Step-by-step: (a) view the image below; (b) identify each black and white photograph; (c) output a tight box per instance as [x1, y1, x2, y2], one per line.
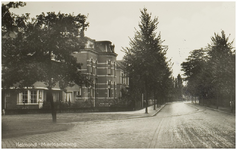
[1, 0, 235, 148]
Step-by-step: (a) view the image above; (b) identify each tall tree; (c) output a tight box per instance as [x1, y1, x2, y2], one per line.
[123, 8, 172, 113]
[175, 74, 183, 100]
[2, 2, 90, 122]
[207, 30, 235, 108]
[181, 48, 210, 103]
[181, 31, 235, 107]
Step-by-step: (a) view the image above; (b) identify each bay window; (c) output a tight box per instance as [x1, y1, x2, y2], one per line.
[18, 90, 44, 105]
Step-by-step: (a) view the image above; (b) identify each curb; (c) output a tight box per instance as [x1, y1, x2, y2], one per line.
[207, 106, 235, 115]
[152, 103, 167, 116]
[192, 103, 235, 116]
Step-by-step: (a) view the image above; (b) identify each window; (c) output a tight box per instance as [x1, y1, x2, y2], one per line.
[120, 73, 123, 84]
[38, 90, 43, 100]
[123, 74, 126, 84]
[121, 73, 124, 84]
[75, 88, 82, 100]
[95, 60, 97, 75]
[105, 44, 107, 52]
[18, 90, 42, 104]
[108, 80, 111, 97]
[108, 60, 111, 75]
[111, 62, 113, 75]
[114, 82, 116, 97]
[75, 88, 82, 97]
[91, 88, 94, 97]
[65, 93, 72, 102]
[31, 91, 37, 103]
[114, 62, 116, 76]
[22, 91, 28, 103]
[108, 88, 111, 97]
[91, 59, 94, 74]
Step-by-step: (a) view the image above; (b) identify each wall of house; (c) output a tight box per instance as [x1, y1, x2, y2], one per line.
[96, 52, 117, 107]
[4, 90, 42, 109]
[5, 90, 18, 109]
[72, 40, 120, 107]
[4, 89, 64, 110]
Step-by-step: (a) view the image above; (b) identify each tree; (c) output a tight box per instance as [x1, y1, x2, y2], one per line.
[207, 30, 235, 108]
[181, 48, 209, 103]
[174, 74, 183, 100]
[2, 2, 91, 122]
[122, 8, 172, 113]
[181, 31, 235, 108]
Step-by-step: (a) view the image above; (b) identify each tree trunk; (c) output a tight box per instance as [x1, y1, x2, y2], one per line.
[216, 95, 219, 109]
[145, 81, 148, 114]
[145, 94, 148, 113]
[157, 93, 159, 107]
[157, 98, 159, 107]
[153, 91, 156, 110]
[48, 90, 56, 123]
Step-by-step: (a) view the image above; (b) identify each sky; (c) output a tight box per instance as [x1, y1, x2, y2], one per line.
[8, 1, 236, 77]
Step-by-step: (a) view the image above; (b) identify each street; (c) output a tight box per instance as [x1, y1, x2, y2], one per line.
[2, 101, 235, 148]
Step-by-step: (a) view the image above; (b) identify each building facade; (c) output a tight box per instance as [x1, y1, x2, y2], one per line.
[2, 37, 129, 110]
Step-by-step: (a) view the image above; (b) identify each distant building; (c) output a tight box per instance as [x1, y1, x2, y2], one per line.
[2, 37, 129, 110]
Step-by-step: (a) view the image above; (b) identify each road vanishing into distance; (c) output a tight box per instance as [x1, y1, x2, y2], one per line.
[2, 101, 235, 148]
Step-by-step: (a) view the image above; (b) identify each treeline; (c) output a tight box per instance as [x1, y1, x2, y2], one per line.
[2, 2, 91, 122]
[122, 8, 175, 113]
[181, 31, 235, 108]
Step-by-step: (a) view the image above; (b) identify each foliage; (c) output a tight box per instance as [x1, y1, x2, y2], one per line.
[181, 30, 235, 106]
[2, 2, 27, 34]
[173, 74, 183, 100]
[2, 2, 91, 122]
[181, 48, 209, 98]
[207, 31, 235, 98]
[122, 8, 173, 111]
[2, 10, 91, 89]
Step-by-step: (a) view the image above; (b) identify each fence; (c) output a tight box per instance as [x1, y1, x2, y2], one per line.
[4, 106, 134, 115]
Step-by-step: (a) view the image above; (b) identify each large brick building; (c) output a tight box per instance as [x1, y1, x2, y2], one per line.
[2, 37, 129, 110]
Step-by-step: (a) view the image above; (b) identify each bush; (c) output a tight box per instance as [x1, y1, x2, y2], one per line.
[42, 101, 69, 109]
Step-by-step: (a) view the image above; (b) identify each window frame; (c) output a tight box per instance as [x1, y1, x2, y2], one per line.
[18, 90, 41, 105]
[31, 90, 37, 103]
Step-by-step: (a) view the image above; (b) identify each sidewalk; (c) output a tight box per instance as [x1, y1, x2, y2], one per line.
[131, 104, 167, 117]
[191, 102, 235, 115]
[93, 104, 166, 118]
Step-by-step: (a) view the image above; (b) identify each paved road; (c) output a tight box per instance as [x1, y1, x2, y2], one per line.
[2, 101, 235, 148]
